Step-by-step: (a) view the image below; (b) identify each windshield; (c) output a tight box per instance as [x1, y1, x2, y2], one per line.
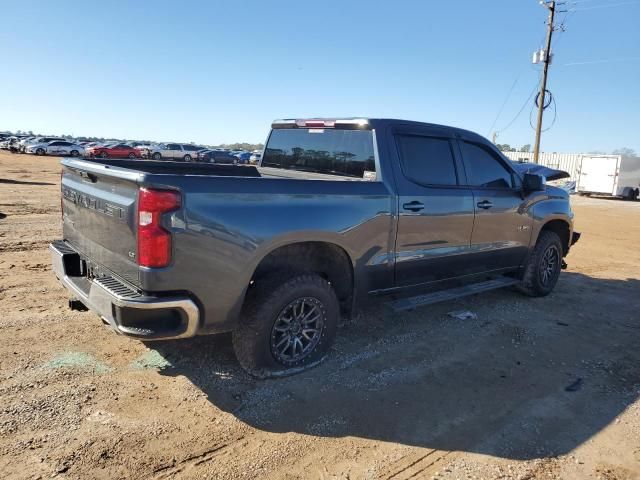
[262, 128, 375, 178]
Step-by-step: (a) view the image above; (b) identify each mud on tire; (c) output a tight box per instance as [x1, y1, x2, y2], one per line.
[517, 230, 564, 297]
[232, 274, 339, 378]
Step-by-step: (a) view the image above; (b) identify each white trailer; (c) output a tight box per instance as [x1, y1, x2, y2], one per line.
[576, 155, 640, 200]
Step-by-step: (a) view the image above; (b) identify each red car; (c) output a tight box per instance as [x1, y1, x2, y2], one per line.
[87, 143, 142, 159]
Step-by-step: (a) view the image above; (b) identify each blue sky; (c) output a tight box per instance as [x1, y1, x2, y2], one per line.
[1, 0, 638, 153]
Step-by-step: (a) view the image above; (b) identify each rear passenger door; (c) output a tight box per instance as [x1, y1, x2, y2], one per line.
[391, 127, 476, 287]
[165, 143, 182, 159]
[458, 138, 531, 272]
[47, 141, 66, 154]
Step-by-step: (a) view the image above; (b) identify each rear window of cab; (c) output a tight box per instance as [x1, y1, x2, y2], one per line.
[262, 129, 376, 179]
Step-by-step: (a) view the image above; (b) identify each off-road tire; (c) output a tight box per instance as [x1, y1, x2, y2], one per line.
[233, 274, 339, 378]
[518, 230, 563, 297]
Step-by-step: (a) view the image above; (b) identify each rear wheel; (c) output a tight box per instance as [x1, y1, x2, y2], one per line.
[518, 230, 563, 297]
[233, 274, 339, 378]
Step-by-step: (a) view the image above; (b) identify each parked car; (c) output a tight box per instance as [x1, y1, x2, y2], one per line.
[144, 143, 205, 161]
[0, 136, 19, 150]
[50, 117, 579, 377]
[86, 143, 142, 159]
[197, 149, 239, 164]
[249, 151, 262, 164]
[19, 136, 66, 153]
[26, 140, 84, 156]
[234, 152, 252, 164]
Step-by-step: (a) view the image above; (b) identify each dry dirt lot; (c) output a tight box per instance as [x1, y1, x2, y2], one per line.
[1, 151, 639, 480]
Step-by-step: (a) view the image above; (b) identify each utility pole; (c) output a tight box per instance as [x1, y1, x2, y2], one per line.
[533, 1, 556, 164]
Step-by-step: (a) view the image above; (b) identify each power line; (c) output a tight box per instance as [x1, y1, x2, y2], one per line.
[562, 55, 640, 66]
[530, 92, 557, 132]
[568, 0, 633, 4]
[486, 72, 524, 137]
[494, 77, 541, 135]
[572, 0, 640, 10]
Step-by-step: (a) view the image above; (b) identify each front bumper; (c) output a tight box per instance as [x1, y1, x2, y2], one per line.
[50, 240, 200, 340]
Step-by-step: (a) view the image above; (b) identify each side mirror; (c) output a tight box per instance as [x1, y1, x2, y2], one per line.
[522, 173, 545, 192]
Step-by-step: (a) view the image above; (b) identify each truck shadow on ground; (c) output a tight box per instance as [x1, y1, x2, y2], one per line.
[0, 178, 55, 186]
[151, 272, 640, 460]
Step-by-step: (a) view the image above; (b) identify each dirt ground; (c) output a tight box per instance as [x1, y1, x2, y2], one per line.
[0, 151, 639, 480]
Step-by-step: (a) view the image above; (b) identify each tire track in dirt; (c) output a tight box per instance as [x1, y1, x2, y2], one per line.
[378, 449, 454, 480]
[151, 436, 245, 479]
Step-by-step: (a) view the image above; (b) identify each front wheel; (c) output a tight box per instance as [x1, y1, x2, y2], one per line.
[183, 154, 192, 162]
[99, 152, 108, 159]
[128, 152, 136, 159]
[152, 152, 162, 160]
[233, 274, 339, 378]
[518, 230, 563, 297]
[70, 150, 79, 157]
[36, 148, 45, 155]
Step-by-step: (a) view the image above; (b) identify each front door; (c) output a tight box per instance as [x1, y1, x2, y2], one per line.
[458, 139, 531, 272]
[391, 127, 475, 287]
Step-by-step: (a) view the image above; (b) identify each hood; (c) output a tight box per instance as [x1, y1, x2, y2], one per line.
[511, 162, 570, 181]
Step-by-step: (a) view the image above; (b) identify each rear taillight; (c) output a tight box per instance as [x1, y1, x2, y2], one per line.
[137, 188, 181, 268]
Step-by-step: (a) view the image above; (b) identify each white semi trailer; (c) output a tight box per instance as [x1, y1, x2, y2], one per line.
[576, 155, 640, 200]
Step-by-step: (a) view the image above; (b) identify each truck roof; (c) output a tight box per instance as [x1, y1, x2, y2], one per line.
[271, 117, 487, 142]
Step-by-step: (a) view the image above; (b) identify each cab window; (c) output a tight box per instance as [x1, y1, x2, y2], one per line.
[461, 142, 514, 188]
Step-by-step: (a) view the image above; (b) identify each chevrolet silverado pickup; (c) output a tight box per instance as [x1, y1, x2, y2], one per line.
[50, 118, 579, 377]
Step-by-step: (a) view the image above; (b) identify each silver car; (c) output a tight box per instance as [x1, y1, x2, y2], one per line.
[249, 151, 262, 164]
[20, 136, 65, 153]
[147, 143, 206, 161]
[26, 140, 85, 156]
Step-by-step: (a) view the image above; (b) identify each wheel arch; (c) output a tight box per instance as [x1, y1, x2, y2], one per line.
[539, 218, 571, 255]
[247, 240, 355, 316]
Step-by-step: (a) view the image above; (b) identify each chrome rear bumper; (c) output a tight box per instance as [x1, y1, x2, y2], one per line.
[50, 240, 200, 340]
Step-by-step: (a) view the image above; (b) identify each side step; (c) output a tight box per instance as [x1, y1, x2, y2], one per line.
[387, 276, 520, 312]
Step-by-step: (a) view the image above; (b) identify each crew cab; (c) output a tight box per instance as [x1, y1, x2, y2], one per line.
[50, 118, 579, 377]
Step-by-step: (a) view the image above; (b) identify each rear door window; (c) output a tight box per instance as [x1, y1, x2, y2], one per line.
[262, 128, 376, 179]
[395, 135, 458, 186]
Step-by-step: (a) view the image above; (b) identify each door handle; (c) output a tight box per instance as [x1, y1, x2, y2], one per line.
[402, 201, 425, 212]
[477, 200, 493, 209]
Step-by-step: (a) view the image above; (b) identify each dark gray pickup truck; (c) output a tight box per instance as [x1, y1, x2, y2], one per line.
[51, 118, 579, 376]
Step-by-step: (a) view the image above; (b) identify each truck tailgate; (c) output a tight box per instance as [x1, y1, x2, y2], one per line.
[61, 161, 140, 286]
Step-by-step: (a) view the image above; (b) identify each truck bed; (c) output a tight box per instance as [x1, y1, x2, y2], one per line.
[80, 158, 261, 177]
